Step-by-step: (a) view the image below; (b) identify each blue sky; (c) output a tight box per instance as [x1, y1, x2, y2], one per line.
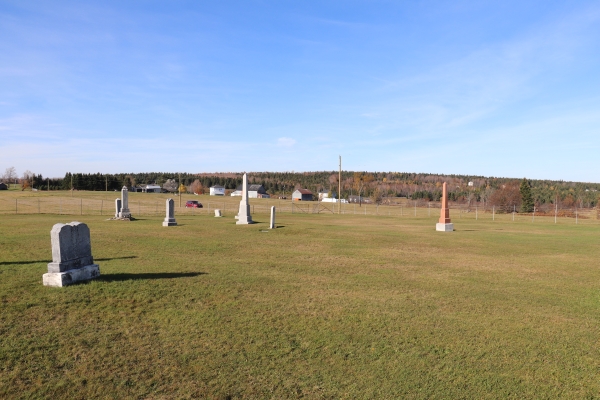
[1, 1, 599, 181]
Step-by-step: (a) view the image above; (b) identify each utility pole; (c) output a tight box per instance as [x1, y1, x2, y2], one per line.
[338, 155, 342, 214]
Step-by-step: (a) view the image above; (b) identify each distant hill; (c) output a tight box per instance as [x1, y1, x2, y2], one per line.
[29, 171, 600, 208]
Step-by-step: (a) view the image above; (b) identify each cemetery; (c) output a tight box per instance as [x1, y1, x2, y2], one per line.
[1, 188, 600, 398]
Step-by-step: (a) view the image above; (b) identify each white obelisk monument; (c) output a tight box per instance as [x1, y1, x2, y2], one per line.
[236, 173, 253, 225]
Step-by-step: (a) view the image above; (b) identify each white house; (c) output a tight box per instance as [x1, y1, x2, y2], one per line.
[139, 184, 162, 193]
[210, 185, 226, 196]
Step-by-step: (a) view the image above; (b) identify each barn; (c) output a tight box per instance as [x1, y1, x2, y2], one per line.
[292, 189, 313, 201]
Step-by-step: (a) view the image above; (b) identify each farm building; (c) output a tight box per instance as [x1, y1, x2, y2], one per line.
[130, 184, 162, 193]
[348, 195, 372, 204]
[0, 182, 7, 190]
[232, 184, 268, 198]
[210, 185, 225, 196]
[141, 184, 162, 193]
[292, 189, 313, 201]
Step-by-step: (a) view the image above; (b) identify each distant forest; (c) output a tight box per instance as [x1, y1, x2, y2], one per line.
[28, 171, 600, 209]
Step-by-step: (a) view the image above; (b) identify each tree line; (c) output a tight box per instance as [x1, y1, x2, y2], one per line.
[4, 167, 600, 210]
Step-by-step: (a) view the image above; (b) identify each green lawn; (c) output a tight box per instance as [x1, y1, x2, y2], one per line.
[1, 210, 600, 398]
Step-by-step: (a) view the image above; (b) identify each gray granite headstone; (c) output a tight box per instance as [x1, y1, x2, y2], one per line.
[115, 198, 121, 218]
[162, 198, 177, 226]
[236, 173, 253, 225]
[270, 206, 275, 229]
[118, 186, 131, 218]
[43, 222, 100, 287]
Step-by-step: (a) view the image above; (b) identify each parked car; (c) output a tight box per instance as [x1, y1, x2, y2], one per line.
[185, 200, 203, 208]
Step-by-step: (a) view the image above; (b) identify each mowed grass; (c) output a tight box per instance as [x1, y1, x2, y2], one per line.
[1, 211, 600, 398]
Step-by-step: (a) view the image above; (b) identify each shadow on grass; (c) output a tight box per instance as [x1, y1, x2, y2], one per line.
[95, 256, 138, 261]
[97, 272, 206, 282]
[0, 260, 49, 266]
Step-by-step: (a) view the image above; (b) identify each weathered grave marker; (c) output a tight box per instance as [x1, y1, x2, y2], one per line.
[114, 198, 121, 218]
[162, 198, 177, 226]
[270, 206, 275, 229]
[43, 222, 100, 287]
[118, 186, 132, 219]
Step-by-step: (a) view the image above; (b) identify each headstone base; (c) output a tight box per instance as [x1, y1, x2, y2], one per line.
[118, 211, 132, 219]
[436, 223, 454, 232]
[162, 219, 177, 226]
[43, 264, 100, 287]
[236, 219, 254, 225]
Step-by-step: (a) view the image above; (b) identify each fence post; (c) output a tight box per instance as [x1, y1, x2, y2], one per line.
[15, 198, 17, 214]
[38, 198, 40, 214]
[532, 208, 535, 222]
[476, 206, 478, 220]
[80, 198, 83, 215]
[428, 202, 430, 217]
[138, 202, 140, 216]
[414, 202, 416, 217]
[100, 199, 103, 215]
[493, 206, 495, 221]
[576, 208, 578, 225]
[59, 198, 62, 215]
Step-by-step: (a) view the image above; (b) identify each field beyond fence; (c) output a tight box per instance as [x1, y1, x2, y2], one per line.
[1, 190, 598, 225]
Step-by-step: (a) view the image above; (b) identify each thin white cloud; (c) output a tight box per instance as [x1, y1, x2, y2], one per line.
[276, 137, 296, 147]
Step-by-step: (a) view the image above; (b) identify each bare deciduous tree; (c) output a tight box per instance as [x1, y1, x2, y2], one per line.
[163, 179, 178, 193]
[3, 167, 17, 186]
[21, 170, 33, 191]
[353, 172, 374, 206]
[188, 179, 203, 194]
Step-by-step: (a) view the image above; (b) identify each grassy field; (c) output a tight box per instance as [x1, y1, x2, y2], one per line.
[1, 199, 600, 398]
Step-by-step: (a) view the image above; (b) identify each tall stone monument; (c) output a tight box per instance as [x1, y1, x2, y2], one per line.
[118, 186, 132, 219]
[236, 173, 253, 225]
[162, 198, 177, 226]
[270, 206, 275, 229]
[43, 222, 100, 287]
[114, 198, 122, 218]
[436, 182, 454, 232]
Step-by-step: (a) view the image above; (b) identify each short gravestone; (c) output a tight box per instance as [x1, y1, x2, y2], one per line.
[270, 206, 275, 229]
[114, 198, 122, 218]
[214, 209, 222, 217]
[43, 222, 100, 287]
[162, 198, 177, 226]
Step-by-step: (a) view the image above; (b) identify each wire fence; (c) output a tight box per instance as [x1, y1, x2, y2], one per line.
[1, 195, 598, 225]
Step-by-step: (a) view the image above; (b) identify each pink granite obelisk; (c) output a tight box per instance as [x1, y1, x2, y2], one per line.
[436, 182, 454, 231]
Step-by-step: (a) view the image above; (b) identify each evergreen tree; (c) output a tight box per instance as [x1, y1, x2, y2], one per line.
[520, 178, 534, 212]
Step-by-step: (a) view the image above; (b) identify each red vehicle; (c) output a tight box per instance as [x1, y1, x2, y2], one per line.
[185, 200, 203, 208]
